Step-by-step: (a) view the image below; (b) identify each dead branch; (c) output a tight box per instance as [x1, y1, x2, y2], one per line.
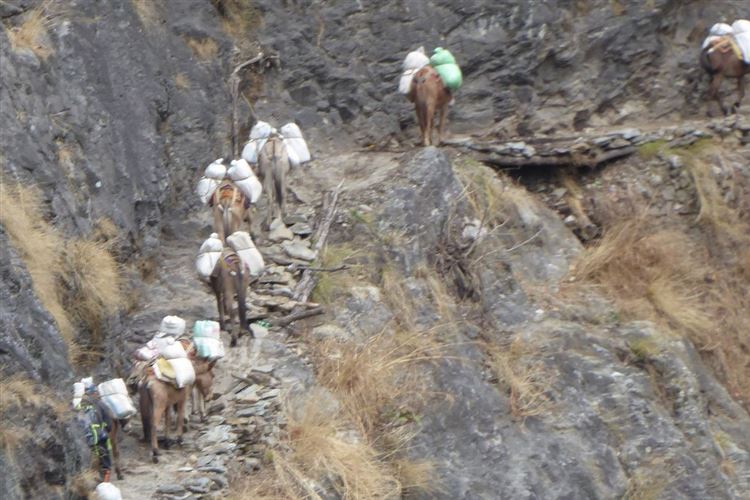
[270, 306, 325, 327]
[292, 180, 345, 302]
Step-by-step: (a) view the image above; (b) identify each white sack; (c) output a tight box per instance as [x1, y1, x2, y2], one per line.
[704, 23, 734, 48]
[194, 337, 225, 361]
[196, 251, 221, 282]
[227, 231, 265, 276]
[135, 345, 159, 361]
[734, 31, 750, 63]
[199, 233, 223, 253]
[167, 358, 195, 389]
[399, 68, 418, 94]
[160, 315, 186, 336]
[101, 394, 137, 419]
[95, 482, 123, 500]
[242, 121, 273, 164]
[403, 46, 430, 70]
[205, 159, 227, 180]
[148, 336, 187, 359]
[732, 19, 750, 34]
[97, 378, 128, 397]
[229, 159, 263, 203]
[73, 382, 85, 399]
[193, 320, 221, 340]
[280, 123, 311, 166]
[196, 177, 220, 205]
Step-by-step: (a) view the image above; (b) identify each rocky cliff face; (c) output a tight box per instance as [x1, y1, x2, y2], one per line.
[2, 0, 749, 498]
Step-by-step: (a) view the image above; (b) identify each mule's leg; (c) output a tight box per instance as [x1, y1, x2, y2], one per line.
[213, 207, 224, 241]
[437, 103, 448, 145]
[175, 390, 187, 447]
[107, 423, 123, 480]
[734, 75, 745, 113]
[710, 74, 727, 115]
[151, 396, 165, 463]
[425, 101, 436, 146]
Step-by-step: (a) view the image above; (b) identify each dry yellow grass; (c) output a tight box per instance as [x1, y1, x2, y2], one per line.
[61, 239, 122, 344]
[0, 183, 74, 346]
[215, 0, 261, 42]
[4, 1, 56, 60]
[0, 182, 123, 364]
[572, 206, 750, 406]
[185, 37, 219, 61]
[131, 0, 162, 26]
[174, 72, 191, 90]
[487, 338, 552, 418]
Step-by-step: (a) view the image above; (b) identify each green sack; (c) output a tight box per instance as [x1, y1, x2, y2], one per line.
[430, 47, 456, 66]
[435, 63, 463, 91]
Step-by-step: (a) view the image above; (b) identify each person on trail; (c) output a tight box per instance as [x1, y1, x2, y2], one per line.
[76, 383, 115, 482]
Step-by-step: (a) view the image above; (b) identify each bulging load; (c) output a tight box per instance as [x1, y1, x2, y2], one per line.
[193, 320, 224, 360]
[148, 335, 187, 359]
[430, 47, 462, 91]
[399, 46, 430, 94]
[193, 320, 221, 340]
[204, 158, 227, 180]
[227, 230, 265, 276]
[280, 122, 312, 167]
[228, 159, 263, 203]
[732, 20, 750, 62]
[95, 482, 123, 500]
[196, 233, 223, 282]
[97, 378, 137, 419]
[241, 121, 273, 164]
[196, 177, 220, 205]
[72, 382, 85, 408]
[160, 315, 186, 336]
[154, 357, 195, 388]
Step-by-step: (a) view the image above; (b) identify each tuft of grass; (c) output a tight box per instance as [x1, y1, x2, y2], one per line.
[454, 157, 509, 226]
[394, 458, 440, 496]
[627, 337, 662, 363]
[184, 36, 219, 61]
[0, 425, 32, 459]
[4, 1, 57, 60]
[0, 183, 74, 346]
[60, 240, 122, 347]
[70, 469, 99, 499]
[313, 327, 439, 439]
[174, 72, 191, 90]
[0, 182, 123, 365]
[214, 0, 261, 42]
[487, 338, 553, 419]
[310, 243, 363, 305]
[131, 0, 162, 26]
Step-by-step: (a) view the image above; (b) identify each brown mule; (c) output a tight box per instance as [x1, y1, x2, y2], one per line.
[408, 66, 452, 146]
[210, 248, 250, 346]
[211, 181, 250, 241]
[138, 374, 188, 463]
[101, 407, 125, 480]
[257, 136, 291, 228]
[702, 36, 749, 115]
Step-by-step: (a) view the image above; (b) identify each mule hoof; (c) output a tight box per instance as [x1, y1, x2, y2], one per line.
[152, 455, 159, 464]
[176, 437, 184, 447]
[117, 472, 124, 481]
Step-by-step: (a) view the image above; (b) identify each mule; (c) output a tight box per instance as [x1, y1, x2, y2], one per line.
[257, 136, 291, 228]
[210, 248, 250, 346]
[701, 36, 749, 115]
[407, 66, 452, 146]
[211, 181, 250, 241]
[138, 375, 188, 463]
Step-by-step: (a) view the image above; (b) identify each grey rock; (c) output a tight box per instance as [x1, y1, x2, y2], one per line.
[282, 241, 317, 261]
[184, 477, 212, 494]
[157, 484, 187, 495]
[269, 220, 294, 242]
[289, 222, 314, 236]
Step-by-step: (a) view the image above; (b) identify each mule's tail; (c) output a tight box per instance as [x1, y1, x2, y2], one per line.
[139, 383, 154, 444]
[700, 48, 719, 75]
[221, 202, 232, 240]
